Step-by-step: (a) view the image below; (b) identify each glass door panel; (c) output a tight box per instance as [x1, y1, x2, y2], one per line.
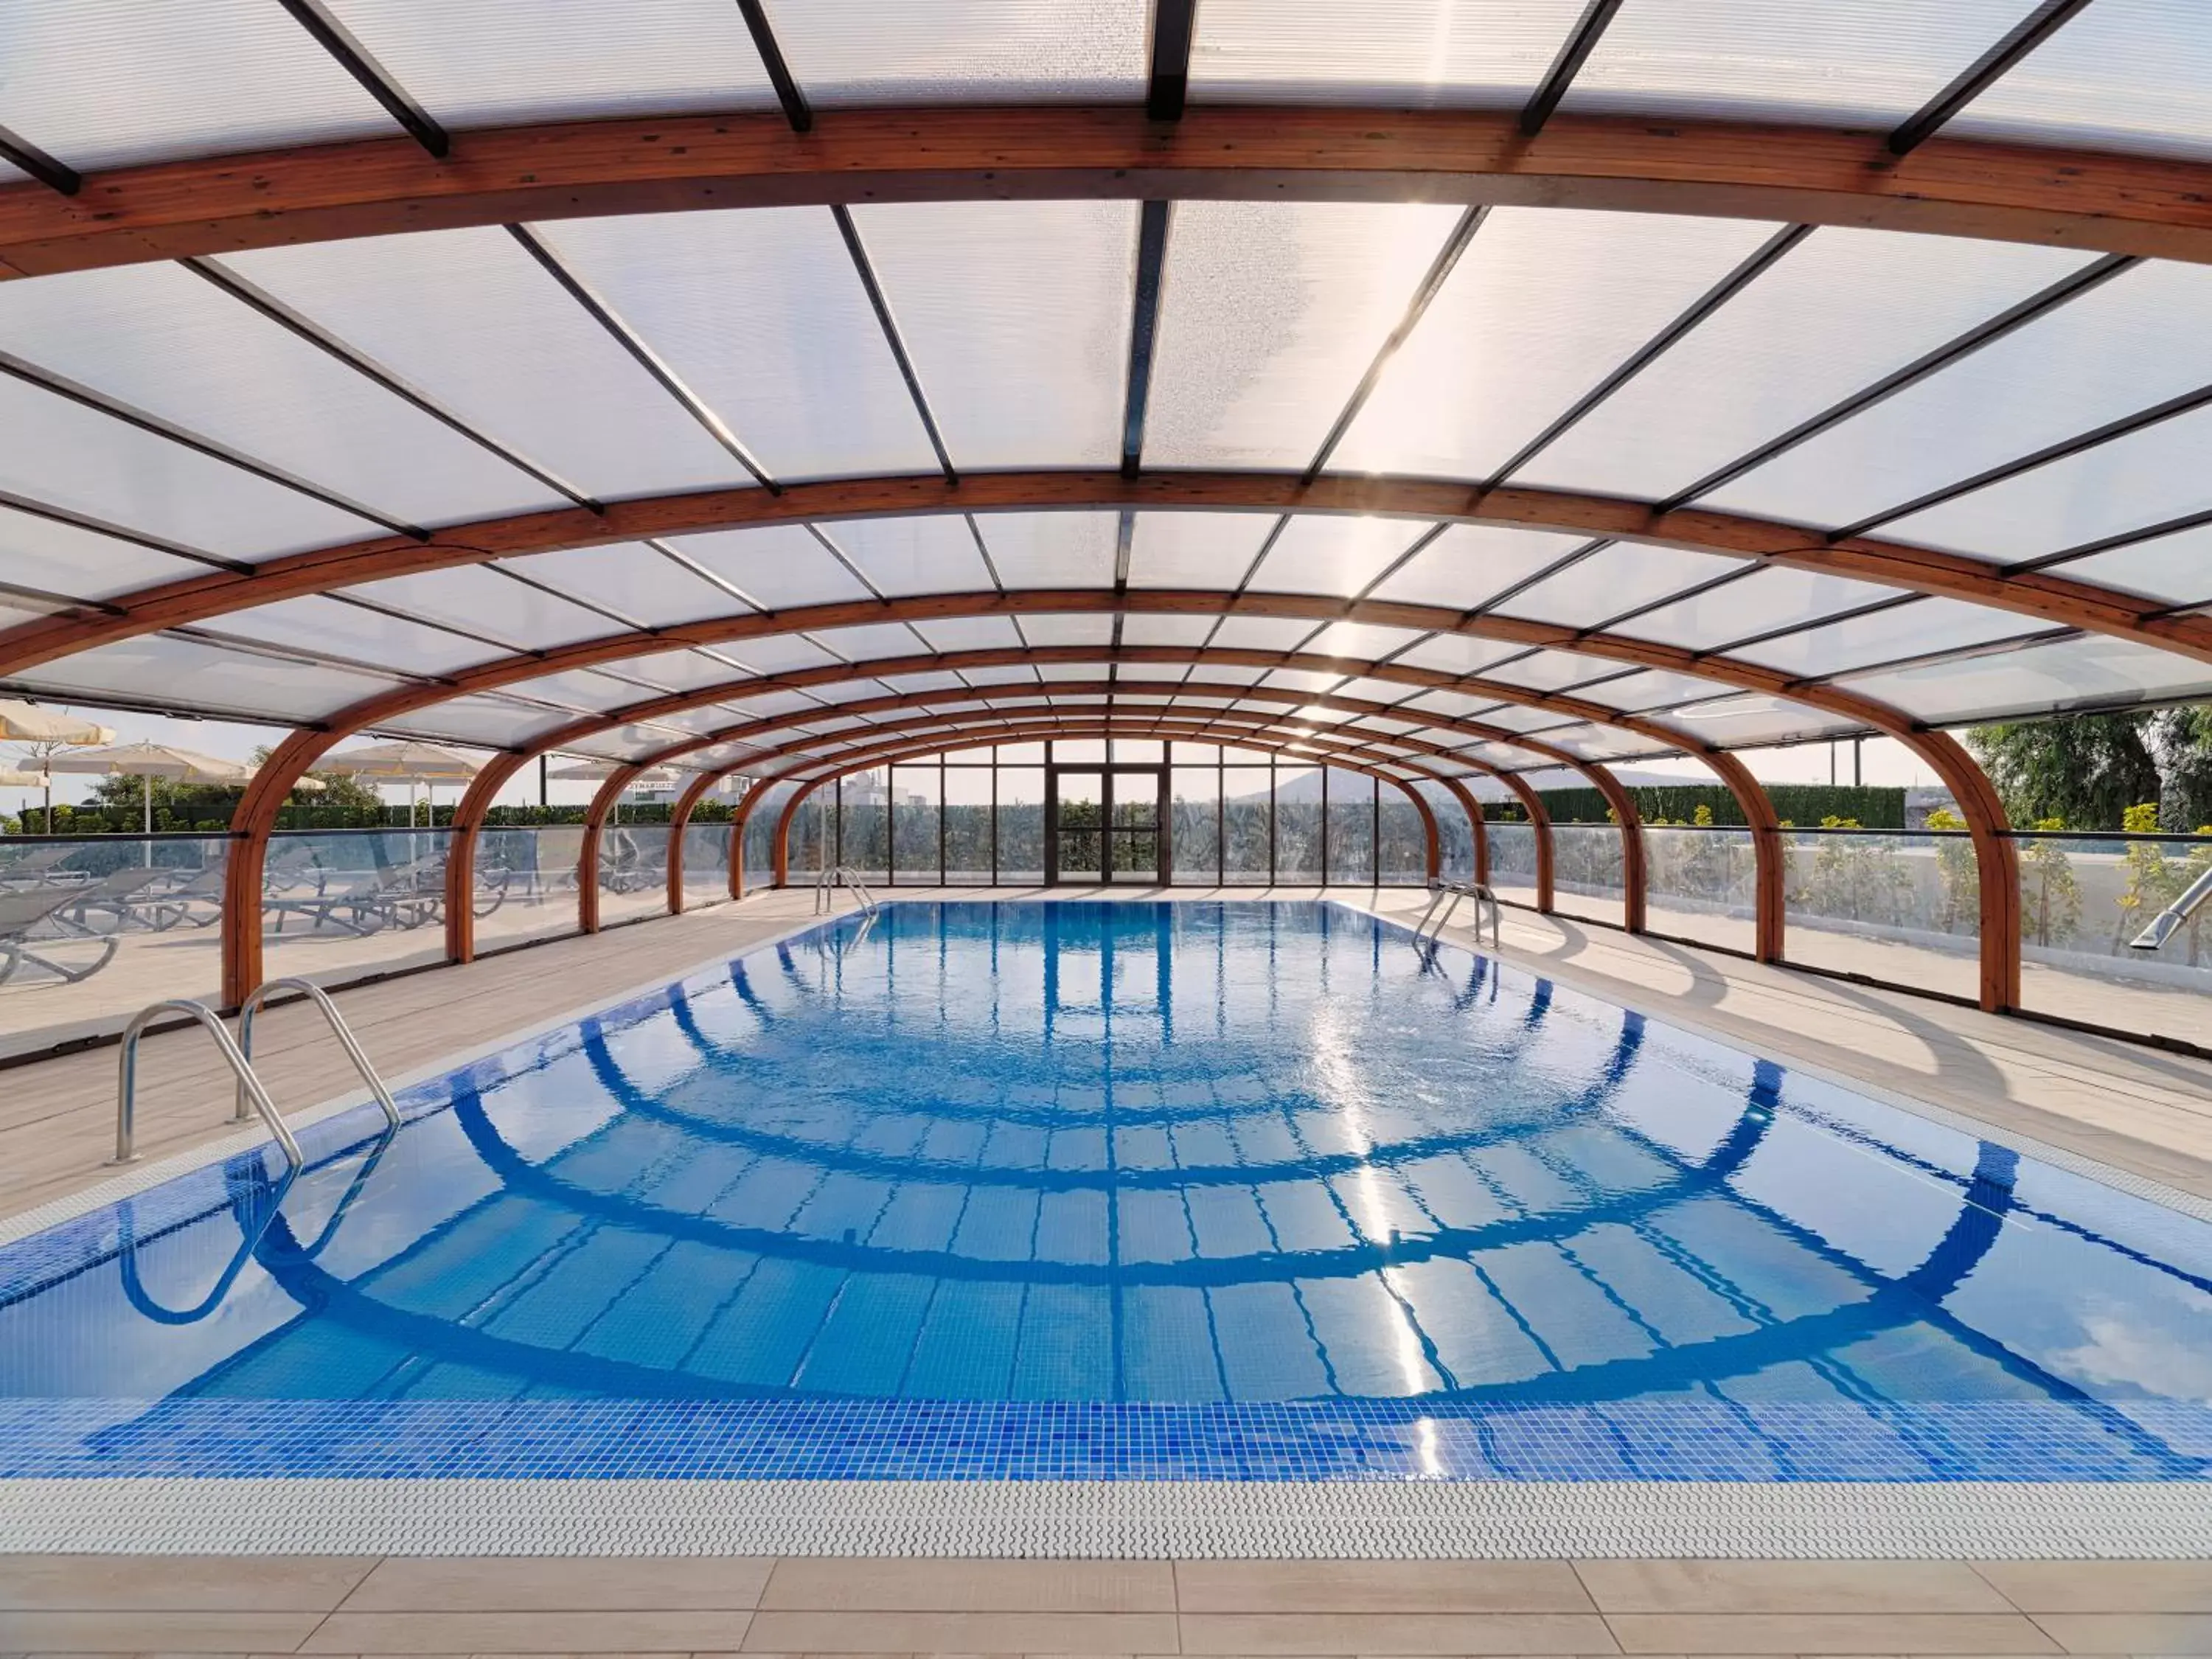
[1109, 770, 1160, 883]
[1053, 771, 1103, 884]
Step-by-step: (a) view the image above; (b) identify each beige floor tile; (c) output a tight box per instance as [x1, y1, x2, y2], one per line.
[761, 1561, 1174, 1613]
[299, 1612, 752, 1653]
[2031, 1612, 2212, 1653]
[339, 1558, 771, 1613]
[0, 1557, 378, 1613]
[741, 1613, 1179, 1652]
[0, 1612, 324, 1652]
[1971, 1560, 2212, 1612]
[1175, 1562, 1592, 1614]
[1573, 1562, 2012, 1615]
[1603, 1613, 2058, 1654]
[1177, 1612, 1614, 1654]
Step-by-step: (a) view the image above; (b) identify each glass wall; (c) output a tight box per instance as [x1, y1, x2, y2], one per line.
[1326, 769, 1376, 886]
[1552, 823, 1626, 926]
[597, 822, 669, 927]
[1409, 781, 1467, 883]
[1273, 765, 1323, 884]
[476, 825, 585, 950]
[1486, 822, 1540, 908]
[839, 769, 889, 883]
[2011, 829, 2212, 1051]
[998, 761, 1046, 884]
[745, 782, 801, 888]
[888, 763, 940, 886]
[263, 827, 453, 983]
[1171, 762, 1221, 885]
[1223, 754, 1272, 883]
[1644, 824, 1759, 955]
[680, 822, 732, 910]
[1781, 827, 1979, 1004]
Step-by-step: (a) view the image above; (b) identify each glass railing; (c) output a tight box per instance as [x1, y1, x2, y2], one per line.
[1781, 826, 1980, 1004]
[597, 822, 671, 927]
[680, 822, 733, 911]
[1552, 823, 1626, 927]
[474, 824, 587, 951]
[1642, 824, 1760, 955]
[1485, 821, 1540, 910]
[261, 827, 453, 988]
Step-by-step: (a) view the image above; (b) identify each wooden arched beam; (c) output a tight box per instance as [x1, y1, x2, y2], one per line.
[664, 768, 727, 914]
[7, 105, 2212, 282]
[8, 473, 2207, 676]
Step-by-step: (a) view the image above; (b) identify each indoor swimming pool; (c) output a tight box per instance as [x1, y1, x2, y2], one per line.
[1, 900, 2206, 1484]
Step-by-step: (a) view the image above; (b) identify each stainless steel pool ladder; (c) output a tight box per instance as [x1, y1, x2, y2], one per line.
[2131, 863, 2212, 951]
[814, 863, 880, 916]
[1412, 877, 1501, 948]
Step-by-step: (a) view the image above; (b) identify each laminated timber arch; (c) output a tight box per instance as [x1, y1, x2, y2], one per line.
[6, 106, 2212, 282]
[4, 473, 2208, 675]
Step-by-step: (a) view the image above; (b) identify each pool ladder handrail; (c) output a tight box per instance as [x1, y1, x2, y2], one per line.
[1412, 877, 1501, 948]
[814, 863, 880, 916]
[236, 976, 403, 1134]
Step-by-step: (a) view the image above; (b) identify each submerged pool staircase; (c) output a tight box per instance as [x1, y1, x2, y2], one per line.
[111, 977, 400, 1172]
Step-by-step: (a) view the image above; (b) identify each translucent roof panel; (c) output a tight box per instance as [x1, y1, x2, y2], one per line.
[807, 622, 936, 663]
[204, 596, 498, 678]
[1490, 543, 1739, 627]
[1125, 512, 1281, 589]
[667, 526, 872, 612]
[1520, 230, 2098, 504]
[1018, 615, 1116, 648]
[850, 202, 1135, 469]
[374, 697, 573, 751]
[1245, 516, 1434, 599]
[1709, 260, 2212, 541]
[1120, 614, 1220, 649]
[501, 545, 745, 627]
[2053, 524, 2212, 607]
[1462, 704, 1582, 735]
[9, 633, 407, 722]
[1484, 650, 1627, 692]
[0, 0, 395, 174]
[611, 650, 754, 693]
[1146, 201, 1470, 470]
[340, 567, 619, 651]
[537, 210, 937, 482]
[1299, 621, 1427, 662]
[776, 0, 1145, 105]
[220, 230, 754, 501]
[1840, 636, 2212, 725]
[825, 516, 993, 598]
[714, 634, 843, 676]
[1618, 566, 1905, 653]
[329, 0, 776, 130]
[974, 512, 1120, 588]
[1209, 616, 1332, 653]
[1189, 0, 1583, 105]
[1571, 669, 1739, 712]
[1947, 0, 2212, 164]
[0, 502, 211, 602]
[908, 616, 1026, 653]
[1879, 401, 2212, 566]
[1562, 0, 2035, 128]
[1731, 597, 2053, 680]
[1332, 209, 1780, 481]
[1367, 524, 1589, 611]
[1395, 635, 1531, 678]
[0, 374, 377, 563]
[1652, 695, 1863, 748]
[490, 669, 650, 715]
[0, 262, 562, 529]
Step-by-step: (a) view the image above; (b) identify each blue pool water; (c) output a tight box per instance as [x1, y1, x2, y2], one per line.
[1, 900, 2208, 1483]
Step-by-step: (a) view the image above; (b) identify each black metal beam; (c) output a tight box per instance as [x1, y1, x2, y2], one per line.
[831, 206, 957, 484]
[0, 123, 80, 196]
[734, 0, 813, 133]
[1520, 0, 1627, 138]
[505, 224, 780, 493]
[1121, 201, 1172, 479]
[1304, 206, 1489, 483]
[1486, 223, 1812, 489]
[1887, 0, 2098, 156]
[2005, 503, 2212, 576]
[1147, 0, 1200, 121]
[1660, 251, 2138, 511]
[274, 0, 449, 159]
[182, 256, 602, 512]
[0, 488, 248, 574]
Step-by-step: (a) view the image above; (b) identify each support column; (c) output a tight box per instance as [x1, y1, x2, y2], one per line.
[1919, 729, 2023, 1012]
[1700, 750, 1786, 963]
[221, 728, 341, 1007]
[577, 768, 639, 934]
[443, 752, 531, 964]
[667, 771, 720, 914]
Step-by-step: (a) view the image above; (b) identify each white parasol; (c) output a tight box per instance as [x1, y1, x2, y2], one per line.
[44, 742, 253, 861]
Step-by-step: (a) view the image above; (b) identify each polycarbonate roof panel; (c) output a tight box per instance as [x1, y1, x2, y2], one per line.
[1947, 0, 2212, 163]
[1879, 401, 2212, 566]
[1146, 201, 1470, 470]
[669, 526, 869, 611]
[1120, 614, 1220, 648]
[1709, 259, 2212, 540]
[1299, 621, 1427, 662]
[0, 374, 377, 562]
[1259, 667, 1350, 694]
[341, 566, 619, 651]
[1491, 543, 1739, 627]
[10, 633, 407, 720]
[1732, 596, 2053, 680]
[1658, 695, 1863, 746]
[1189, 0, 1583, 105]
[329, 0, 776, 129]
[908, 616, 1026, 653]
[1208, 616, 1327, 653]
[1618, 565, 1905, 653]
[1367, 524, 1589, 611]
[2054, 524, 2212, 606]
[975, 512, 1119, 588]
[1124, 512, 1280, 588]
[1332, 209, 1781, 480]
[219, 230, 754, 501]
[501, 545, 742, 627]
[1018, 615, 1116, 648]
[827, 515, 993, 597]
[1396, 635, 1531, 677]
[1403, 688, 1501, 720]
[1841, 636, 2212, 725]
[0, 262, 554, 528]
[493, 669, 652, 715]
[1539, 726, 1677, 761]
[373, 697, 571, 750]
[612, 650, 754, 693]
[850, 202, 1134, 468]
[719, 634, 843, 675]
[0, 502, 209, 601]
[203, 596, 497, 677]
[717, 688, 825, 722]
[1245, 515, 1433, 598]
[1571, 668, 1739, 712]
[1463, 703, 1582, 734]
[0, 0, 395, 173]
[537, 210, 937, 482]
[1520, 230, 2098, 504]
[774, 0, 1144, 103]
[1562, 0, 2034, 128]
[1484, 650, 1624, 692]
[808, 622, 935, 663]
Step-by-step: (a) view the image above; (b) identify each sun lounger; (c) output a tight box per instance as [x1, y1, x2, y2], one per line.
[0, 883, 121, 984]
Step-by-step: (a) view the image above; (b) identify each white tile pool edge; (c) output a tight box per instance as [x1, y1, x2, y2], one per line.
[1, 1475, 2208, 1557]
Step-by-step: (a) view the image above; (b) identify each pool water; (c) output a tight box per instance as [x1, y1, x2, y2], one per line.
[1, 900, 2208, 1482]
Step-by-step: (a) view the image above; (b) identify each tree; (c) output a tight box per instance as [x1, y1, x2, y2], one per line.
[1924, 807, 1980, 935]
[2016, 816, 2080, 949]
[1969, 709, 2212, 830]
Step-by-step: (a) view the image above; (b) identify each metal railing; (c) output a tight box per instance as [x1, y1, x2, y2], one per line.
[236, 976, 402, 1131]
[814, 863, 880, 916]
[1412, 877, 1501, 947]
[2132, 864, 2212, 951]
[113, 999, 302, 1169]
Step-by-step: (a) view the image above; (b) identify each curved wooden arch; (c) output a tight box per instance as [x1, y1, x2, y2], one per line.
[7, 473, 2206, 677]
[7, 105, 2212, 282]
